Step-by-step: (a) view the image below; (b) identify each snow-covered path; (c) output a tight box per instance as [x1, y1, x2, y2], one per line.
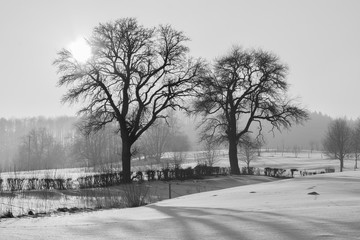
[1, 172, 360, 239]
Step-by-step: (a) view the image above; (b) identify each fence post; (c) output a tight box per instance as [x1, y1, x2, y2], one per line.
[169, 183, 171, 199]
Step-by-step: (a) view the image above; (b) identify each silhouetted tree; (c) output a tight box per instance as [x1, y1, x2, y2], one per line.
[323, 118, 352, 172]
[238, 134, 257, 171]
[192, 47, 308, 174]
[54, 18, 202, 182]
[351, 119, 360, 169]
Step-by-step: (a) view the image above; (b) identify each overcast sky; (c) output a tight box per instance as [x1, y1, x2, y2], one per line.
[0, 0, 359, 119]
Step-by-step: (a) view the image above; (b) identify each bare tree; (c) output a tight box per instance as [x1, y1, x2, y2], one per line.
[72, 122, 121, 168]
[167, 131, 190, 168]
[323, 118, 352, 172]
[192, 47, 308, 174]
[309, 141, 316, 154]
[351, 119, 360, 169]
[293, 145, 301, 158]
[254, 137, 265, 157]
[54, 18, 203, 182]
[17, 128, 66, 170]
[201, 136, 220, 167]
[137, 112, 176, 162]
[238, 135, 257, 172]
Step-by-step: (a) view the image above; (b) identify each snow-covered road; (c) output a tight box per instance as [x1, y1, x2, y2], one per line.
[1, 172, 360, 239]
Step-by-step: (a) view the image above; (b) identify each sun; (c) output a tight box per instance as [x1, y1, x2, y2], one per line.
[68, 37, 92, 63]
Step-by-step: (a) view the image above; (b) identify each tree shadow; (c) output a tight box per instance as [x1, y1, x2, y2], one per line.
[62, 204, 360, 240]
[2, 203, 359, 239]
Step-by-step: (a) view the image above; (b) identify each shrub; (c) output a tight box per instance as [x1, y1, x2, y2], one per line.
[146, 170, 156, 181]
[241, 167, 255, 175]
[1, 210, 14, 218]
[122, 183, 150, 207]
[27, 178, 38, 190]
[54, 178, 66, 190]
[325, 167, 335, 173]
[7, 178, 25, 191]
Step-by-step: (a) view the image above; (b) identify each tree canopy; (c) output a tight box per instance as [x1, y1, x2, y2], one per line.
[54, 18, 203, 182]
[193, 47, 308, 174]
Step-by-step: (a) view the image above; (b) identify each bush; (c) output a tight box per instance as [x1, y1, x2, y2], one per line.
[1, 210, 14, 218]
[122, 183, 149, 207]
[146, 170, 156, 181]
[325, 167, 335, 173]
[7, 178, 25, 191]
[27, 178, 38, 190]
[241, 167, 255, 175]
[264, 167, 286, 177]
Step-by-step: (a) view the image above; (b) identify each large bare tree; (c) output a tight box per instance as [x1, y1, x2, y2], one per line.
[193, 47, 308, 174]
[54, 18, 202, 182]
[323, 118, 352, 172]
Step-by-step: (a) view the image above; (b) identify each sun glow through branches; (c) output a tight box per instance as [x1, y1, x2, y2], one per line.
[68, 37, 92, 63]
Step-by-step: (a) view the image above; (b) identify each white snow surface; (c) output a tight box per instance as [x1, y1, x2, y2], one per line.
[1, 171, 360, 240]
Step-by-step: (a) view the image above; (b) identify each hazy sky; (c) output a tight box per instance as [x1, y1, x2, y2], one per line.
[0, 0, 359, 119]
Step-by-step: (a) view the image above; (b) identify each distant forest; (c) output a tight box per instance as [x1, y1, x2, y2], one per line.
[0, 112, 339, 171]
[184, 111, 335, 152]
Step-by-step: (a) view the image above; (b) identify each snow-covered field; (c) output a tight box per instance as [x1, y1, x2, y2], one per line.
[138, 150, 353, 174]
[1, 171, 359, 239]
[0, 150, 349, 180]
[0, 151, 353, 217]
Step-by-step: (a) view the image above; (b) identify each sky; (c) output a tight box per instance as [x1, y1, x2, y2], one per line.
[0, 0, 359, 119]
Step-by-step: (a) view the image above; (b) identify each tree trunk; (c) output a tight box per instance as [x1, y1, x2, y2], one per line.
[340, 158, 344, 172]
[121, 140, 132, 183]
[229, 138, 240, 174]
[355, 154, 358, 170]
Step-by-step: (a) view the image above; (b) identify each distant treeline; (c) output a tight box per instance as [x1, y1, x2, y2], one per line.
[182, 111, 338, 152]
[0, 111, 342, 172]
[0, 115, 191, 172]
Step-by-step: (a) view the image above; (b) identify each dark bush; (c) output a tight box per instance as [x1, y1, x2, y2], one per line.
[241, 167, 255, 175]
[1, 210, 14, 218]
[43, 178, 55, 190]
[146, 170, 156, 181]
[162, 168, 170, 181]
[27, 178, 38, 190]
[54, 178, 66, 190]
[7, 178, 25, 191]
[66, 178, 72, 189]
[264, 167, 286, 177]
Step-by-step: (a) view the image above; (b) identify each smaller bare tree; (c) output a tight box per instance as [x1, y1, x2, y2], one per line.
[351, 120, 360, 169]
[323, 118, 352, 172]
[238, 135, 257, 173]
[254, 137, 265, 157]
[137, 112, 176, 162]
[200, 136, 220, 167]
[293, 145, 301, 158]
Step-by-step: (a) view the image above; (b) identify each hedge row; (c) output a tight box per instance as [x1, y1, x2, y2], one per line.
[3, 177, 72, 191]
[0, 165, 321, 192]
[0, 164, 230, 191]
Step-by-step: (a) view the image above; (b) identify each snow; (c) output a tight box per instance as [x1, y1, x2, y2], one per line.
[1, 171, 360, 239]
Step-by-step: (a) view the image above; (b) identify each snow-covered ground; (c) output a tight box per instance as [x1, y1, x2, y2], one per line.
[1, 171, 359, 239]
